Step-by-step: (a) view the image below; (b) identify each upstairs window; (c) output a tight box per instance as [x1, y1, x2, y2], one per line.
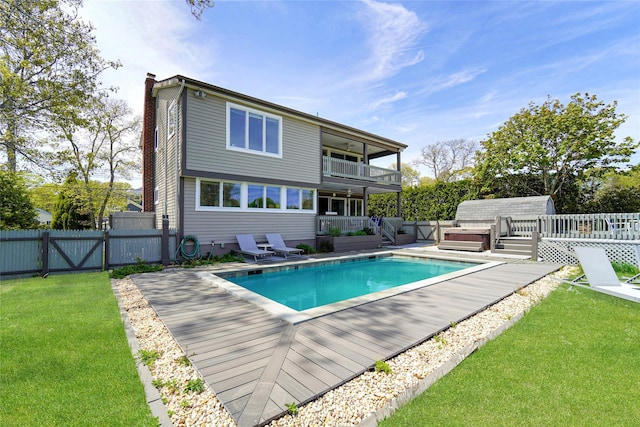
[227, 103, 282, 157]
[167, 101, 177, 138]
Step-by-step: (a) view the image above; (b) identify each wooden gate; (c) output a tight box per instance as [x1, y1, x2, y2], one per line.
[43, 230, 104, 276]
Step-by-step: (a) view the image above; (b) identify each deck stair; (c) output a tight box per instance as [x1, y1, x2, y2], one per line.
[492, 237, 533, 257]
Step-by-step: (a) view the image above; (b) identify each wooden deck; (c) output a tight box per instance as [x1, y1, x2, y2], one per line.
[131, 260, 560, 427]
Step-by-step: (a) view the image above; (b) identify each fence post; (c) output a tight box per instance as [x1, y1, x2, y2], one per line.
[531, 231, 539, 261]
[104, 230, 110, 271]
[161, 215, 170, 266]
[42, 231, 49, 278]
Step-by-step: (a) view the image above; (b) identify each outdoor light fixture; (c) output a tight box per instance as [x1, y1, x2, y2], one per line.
[194, 90, 206, 98]
[347, 188, 352, 198]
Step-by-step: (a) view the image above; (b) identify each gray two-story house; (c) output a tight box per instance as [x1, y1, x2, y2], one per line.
[141, 73, 406, 254]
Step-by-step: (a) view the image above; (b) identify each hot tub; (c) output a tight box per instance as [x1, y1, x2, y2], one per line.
[443, 228, 491, 251]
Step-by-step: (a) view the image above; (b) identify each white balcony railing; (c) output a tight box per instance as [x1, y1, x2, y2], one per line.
[322, 156, 401, 185]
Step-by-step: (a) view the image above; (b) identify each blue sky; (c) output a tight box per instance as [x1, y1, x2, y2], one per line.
[81, 0, 640, 183]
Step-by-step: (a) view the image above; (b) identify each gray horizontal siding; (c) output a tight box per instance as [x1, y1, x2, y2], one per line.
[155, 87, 183, 229]
[182, 178, 316, 245]
[185, 92, 320, 185]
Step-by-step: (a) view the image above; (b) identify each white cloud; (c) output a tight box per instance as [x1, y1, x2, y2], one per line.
[357, 0, 428, 81]
[80, 1, 216, 116]
[420, 68, 487, 97]
[367, 91, 408, 110]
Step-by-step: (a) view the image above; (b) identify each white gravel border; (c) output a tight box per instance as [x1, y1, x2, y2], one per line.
[113, 265, 573, 427]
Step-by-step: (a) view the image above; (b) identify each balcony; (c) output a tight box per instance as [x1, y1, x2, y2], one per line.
[322, 156, 401, 185]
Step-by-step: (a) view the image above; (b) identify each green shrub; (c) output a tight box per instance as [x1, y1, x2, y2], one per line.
[285, 402, 299, 416]
[136, 349, 160, 367]
[611, 261, 640, 276]
[184, 378, 205, 394]
[347, 230, 367, 236]
[318, 239, 334, 253]
[180, 252, 244, 268]
[176, 355, 191, 367]
[296, 243, 316, 254]
[110, 258, 163, 279]
[329, 227, 342, 237]
[374, 360, 392, 374]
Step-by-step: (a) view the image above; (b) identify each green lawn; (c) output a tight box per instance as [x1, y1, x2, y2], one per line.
[379, 284, 640, 426]
[0, 273, 157, 426]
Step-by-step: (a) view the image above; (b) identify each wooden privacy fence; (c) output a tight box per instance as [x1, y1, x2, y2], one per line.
[0, 225, 177, 279]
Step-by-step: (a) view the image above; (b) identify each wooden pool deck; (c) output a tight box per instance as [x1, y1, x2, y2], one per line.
[131, 257, 560, 427]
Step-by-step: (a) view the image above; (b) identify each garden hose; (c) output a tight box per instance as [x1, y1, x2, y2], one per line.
[175, 235, 200, 260]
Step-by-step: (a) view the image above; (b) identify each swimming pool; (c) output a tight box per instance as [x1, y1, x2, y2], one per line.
[206, 252, 501, 323]
[227, 257, 472, 311]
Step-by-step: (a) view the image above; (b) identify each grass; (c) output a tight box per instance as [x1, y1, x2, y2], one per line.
[379, 284, 640, 426]
[0, 273, 157, 426]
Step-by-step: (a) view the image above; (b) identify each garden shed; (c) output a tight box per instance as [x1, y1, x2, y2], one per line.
[455, 195, 555, 220]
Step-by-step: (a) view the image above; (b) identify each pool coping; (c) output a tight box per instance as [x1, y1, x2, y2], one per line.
[198, 251, 504, 324]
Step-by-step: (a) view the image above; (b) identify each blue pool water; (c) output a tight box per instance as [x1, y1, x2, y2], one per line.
[226, 257, 475, 311]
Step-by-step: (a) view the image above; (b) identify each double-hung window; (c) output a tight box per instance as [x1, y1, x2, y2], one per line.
[227, 103, 282, 157]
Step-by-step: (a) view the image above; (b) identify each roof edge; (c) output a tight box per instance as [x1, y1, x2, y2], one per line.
[152, 74, 407, 151]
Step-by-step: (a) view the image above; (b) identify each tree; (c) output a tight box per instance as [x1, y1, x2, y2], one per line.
[586, 165, 640, 213]
[390, 162, 421, 187]
[51, 97, 140, 229]
[186, 0, 214, 19]
[0, 0, 118, 172]
[414, 139, 477, 182]
[27, 180, 61, 214]
[475, 93, 638, 212]
[51, 172, 92, 229]
[0, 169, 38, 229]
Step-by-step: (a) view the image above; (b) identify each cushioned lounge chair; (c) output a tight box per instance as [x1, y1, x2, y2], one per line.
[569, 246, 639, 303]
[236, 234, 274, 262]
[265, 233, 304, 259]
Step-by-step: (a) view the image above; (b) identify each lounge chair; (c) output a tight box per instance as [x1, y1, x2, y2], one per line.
[236, 234, 274, 262]
[265, 233, 304, 259]
[569, 246, 639, 303]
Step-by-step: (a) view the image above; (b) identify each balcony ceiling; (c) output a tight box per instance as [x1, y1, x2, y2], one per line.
[322, 132, 397, 159]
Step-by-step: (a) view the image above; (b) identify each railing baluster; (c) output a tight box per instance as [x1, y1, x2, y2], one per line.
[322, 156, 401, 185]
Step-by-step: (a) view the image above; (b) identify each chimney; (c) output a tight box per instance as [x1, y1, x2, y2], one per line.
[141, 73, 156, 212]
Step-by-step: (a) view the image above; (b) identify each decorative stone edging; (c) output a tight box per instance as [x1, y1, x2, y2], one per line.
[113, 266, 572, 427]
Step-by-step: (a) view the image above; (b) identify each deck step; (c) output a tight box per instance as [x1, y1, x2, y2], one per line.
[493, 237, 532, 257]
[437, 241, 484, 252]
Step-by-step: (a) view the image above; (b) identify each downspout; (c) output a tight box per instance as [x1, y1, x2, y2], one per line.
[175, 79, 185, 237]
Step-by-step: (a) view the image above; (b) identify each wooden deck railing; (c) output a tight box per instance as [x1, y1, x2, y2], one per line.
[537, 212, 640, 240]
[316, 216, 404, 244]
[316, 216, 373, 235]
[322, 156, 401, 185]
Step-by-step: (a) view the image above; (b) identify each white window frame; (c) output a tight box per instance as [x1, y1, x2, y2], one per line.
[195, 178, 315, 213]
[247, 184, 282, 210]
[195, 178, 243, 211]
[167, 101, 177, 139]
[154, 126, 158, 151]
[226, 102, 283, 158]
